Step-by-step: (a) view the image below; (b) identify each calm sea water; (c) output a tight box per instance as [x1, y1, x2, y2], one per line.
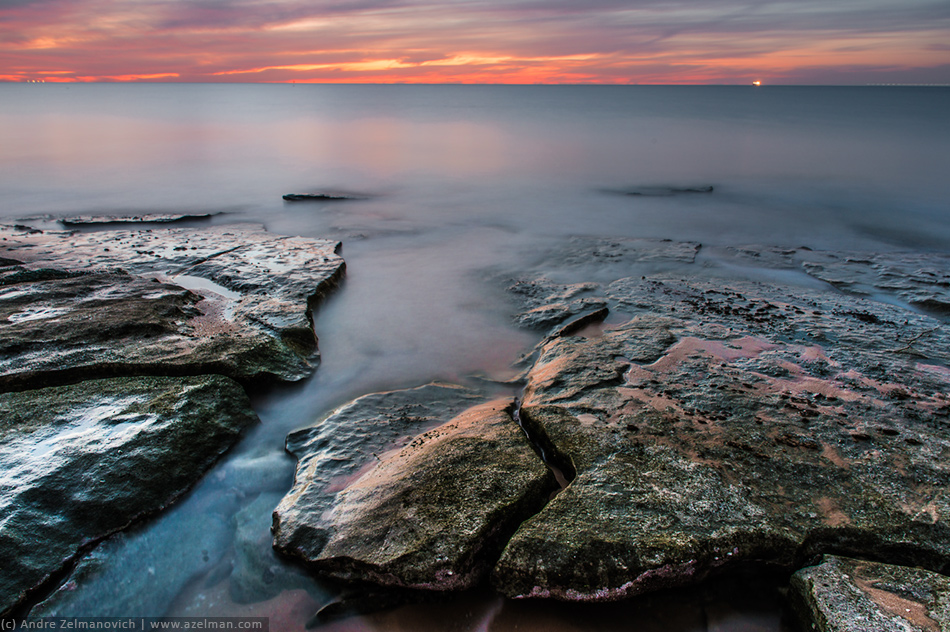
[2, 84, 949, 629]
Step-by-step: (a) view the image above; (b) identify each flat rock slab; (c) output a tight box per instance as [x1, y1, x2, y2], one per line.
[492, 274, 950, 601]
[0, 374, 258, 617]
[274, 385, 555, 592]
[283, 400, 553, 591]
[274, 383, 490, 562]
[790, 555, 950, 631]
[59, 213, 216, 226]
[0, 224, 345, 388]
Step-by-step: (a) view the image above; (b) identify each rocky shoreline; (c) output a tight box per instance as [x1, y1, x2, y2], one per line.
[274, 237, 950, 629]
[2, 223, 948, 631]
[0, 223, 344, 618]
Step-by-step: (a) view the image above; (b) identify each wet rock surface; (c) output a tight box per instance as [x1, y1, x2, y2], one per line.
[790, 555, 950, 632]
[0, 222, 345, 618]
[505, 277, 606, 331]
[0, 375, 258, 617]
[501, 237, 701, 334]
[492, 270, 950, 601]
[267, 237, 949, 610]
[278, 399, 554, 592]
[274, 382, 491, 565]
[0, 224, 345, 387]
[712, 245, 950, 317]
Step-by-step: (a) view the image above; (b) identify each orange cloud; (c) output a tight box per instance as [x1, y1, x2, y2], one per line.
[1, 1, 948, 84]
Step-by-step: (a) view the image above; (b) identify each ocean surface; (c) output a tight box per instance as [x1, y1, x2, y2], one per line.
[2, 84, 949, 630]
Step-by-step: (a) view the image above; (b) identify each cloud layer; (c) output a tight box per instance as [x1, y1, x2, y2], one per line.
[2, 0, 949, 83]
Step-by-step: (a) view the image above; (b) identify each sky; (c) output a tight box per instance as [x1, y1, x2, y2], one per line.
[2, 0, 949, 84]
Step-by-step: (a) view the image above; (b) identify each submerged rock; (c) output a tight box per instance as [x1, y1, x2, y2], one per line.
[0, 224, 345, 388]
[605, 185, 715, 197]
[278, 399, 554, 591]
[790, 555, 950, 632]
[0, 375, 258, 617]
[492, 274, 950, 601]
[283, 192, 370, 202]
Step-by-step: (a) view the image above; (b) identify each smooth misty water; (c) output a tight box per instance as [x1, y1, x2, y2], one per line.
[2, 84, 949, 630]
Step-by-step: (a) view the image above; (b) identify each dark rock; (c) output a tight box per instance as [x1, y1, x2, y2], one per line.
[283, 193, 367, 202]
[276, 399, 554, 591]
[0, 375, 258, 617]
[59, 213, 217, 226]
[0, 224, 345, 388]
[492, 274, 950, 601]
[608, 185, 715, 196]
[790, 555, 950, 631]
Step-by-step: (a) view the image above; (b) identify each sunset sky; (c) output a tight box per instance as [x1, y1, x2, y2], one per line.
[2, 0, 949, 84]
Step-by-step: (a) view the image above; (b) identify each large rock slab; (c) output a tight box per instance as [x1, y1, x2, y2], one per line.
[492, 274, 950, 601]
[274, 383, 490, 561]
[274, 390, 555, 592]
[0, 375, 258, 617]
[790, 555, 950, 632]
[0, 223, 345, 388]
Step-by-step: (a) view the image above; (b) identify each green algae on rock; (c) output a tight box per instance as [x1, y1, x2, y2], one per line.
[275, 395, 555, 592]
[0, 375, 258, 617]
[790, 555, 950, 632]
[492, 274, 950, 601]
[0, 223, 345, 388]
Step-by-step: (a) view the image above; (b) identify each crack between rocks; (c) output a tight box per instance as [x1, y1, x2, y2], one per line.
[511, 399, 576, 495]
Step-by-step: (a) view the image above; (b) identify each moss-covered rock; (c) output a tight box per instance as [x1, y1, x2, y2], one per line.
[0, 375, 258, 617]
[790, 555, 950, 631]
[493, 274, 950, 601]
[275, 394, 555, 592]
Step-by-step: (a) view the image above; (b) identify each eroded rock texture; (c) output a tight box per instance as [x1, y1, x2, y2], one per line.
[0, 223, 345, 388]
[0, 375, 258, 616]
[502, 237, 701, 335]
[790, 555, 950, 632]
[274, 389, 554, 592]
[492, 274, 950, 601]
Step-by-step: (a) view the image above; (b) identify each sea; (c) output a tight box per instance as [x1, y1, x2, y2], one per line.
[1, 84, 949, 630]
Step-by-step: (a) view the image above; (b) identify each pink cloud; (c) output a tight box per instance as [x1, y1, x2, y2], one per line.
[1, 0, 948, 83]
